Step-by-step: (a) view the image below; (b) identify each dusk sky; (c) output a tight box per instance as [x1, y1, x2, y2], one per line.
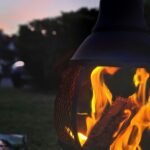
[0, 0, 99, 35]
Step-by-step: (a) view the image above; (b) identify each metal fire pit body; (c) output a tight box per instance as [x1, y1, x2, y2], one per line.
[71, 0, 150, 66]
[55, 0, 150, 150]
[55, 64, 83, 150]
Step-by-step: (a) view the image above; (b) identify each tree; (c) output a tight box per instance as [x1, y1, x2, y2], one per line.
[17, 4, 150, 90]
[17, 8, 98, 90]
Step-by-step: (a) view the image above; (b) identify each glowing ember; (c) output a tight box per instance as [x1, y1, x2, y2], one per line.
[65, 127, 75, 140]
[78, 132, 88, 146]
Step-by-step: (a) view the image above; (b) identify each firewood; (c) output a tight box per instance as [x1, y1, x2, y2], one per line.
[83, 97, 139, 150]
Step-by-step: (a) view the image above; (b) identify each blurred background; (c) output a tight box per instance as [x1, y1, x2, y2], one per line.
[0, 0, 150, 149]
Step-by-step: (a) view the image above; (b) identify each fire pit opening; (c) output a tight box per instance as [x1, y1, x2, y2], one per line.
[55, 64, 150, 150]
[54, 0, 150, 150]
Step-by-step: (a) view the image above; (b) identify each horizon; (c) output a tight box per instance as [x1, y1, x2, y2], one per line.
[0, 0, 99, 35]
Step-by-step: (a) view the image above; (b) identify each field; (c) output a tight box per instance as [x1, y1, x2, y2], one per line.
[0, 88, 149, 150]
[0, 88, 61, 150]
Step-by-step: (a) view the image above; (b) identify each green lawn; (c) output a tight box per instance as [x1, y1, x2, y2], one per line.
[0, 88, 61, 150]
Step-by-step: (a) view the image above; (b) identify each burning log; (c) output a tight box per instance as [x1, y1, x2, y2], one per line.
[83, 97, 139, 150]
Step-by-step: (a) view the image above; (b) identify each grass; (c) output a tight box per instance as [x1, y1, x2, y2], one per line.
[0, 86, 149, 150]
[0, 88, 61, 150]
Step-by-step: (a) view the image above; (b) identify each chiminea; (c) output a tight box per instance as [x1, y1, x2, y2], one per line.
[55, 0, 150, 150]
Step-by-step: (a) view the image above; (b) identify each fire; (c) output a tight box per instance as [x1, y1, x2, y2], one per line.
[66, 66, 150, 149]
[134, 68, 149, 104]
[113, 109, 132, 138]
[78, 66, 119, 145]
[87, 67, 119, 133]
[65, 127, 75, 140]
[110, 68, 150, 150]
[77, 132, 88, 146]
[110, 102, 150, 150]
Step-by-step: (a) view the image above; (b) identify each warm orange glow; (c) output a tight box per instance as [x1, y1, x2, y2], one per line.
[77, 66, 119, 146]
[129, 68, 149, 106]
[110, 68, 150, 150]
[113, 109, 132, 138]
[86, 66, 119, 135]
[78, 132, 88, 146]
[65, 127, 75, 140]
[66, 66, 150, 149]
[110, 102, 150, 150]
[134, 68, 149, 105]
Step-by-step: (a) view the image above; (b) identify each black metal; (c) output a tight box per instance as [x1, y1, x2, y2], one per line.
[58, 141, 79, 150]
[71, 68, 84, 150]
[93, 0, 147, 32]
[71, 0, 150, 67]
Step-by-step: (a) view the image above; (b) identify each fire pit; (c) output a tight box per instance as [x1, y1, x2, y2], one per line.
[55, 0, 150, 150]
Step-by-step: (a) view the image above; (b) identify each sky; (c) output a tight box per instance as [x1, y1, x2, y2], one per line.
[0, 0, 99, 35]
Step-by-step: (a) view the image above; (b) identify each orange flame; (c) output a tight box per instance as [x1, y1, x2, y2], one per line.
[129, 68, 149, 105]
[113, 109, 132, 138]
[110, 68, 150, 150]
[65, 126, 75, 140]
[78, 132, 88, 146]
[78, 66, 119, 145]
[110, 102, 150, 150]
[66, 66, 149, 149]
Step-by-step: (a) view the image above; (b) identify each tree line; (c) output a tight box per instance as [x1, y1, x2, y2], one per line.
[16, 4, 150, 90]
[17, 8, 98, 90]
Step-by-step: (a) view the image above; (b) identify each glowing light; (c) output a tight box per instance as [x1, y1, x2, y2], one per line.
[12, 61, 25, 68]
[77, 66, 119, 146]
[110, 68, 150, 150]
[65, 127, 75, 140]
[78, 132, 87, 146]
[85, 66, 119, 135]
[67, 66, 149, 149]
[41, 29, 47, 35]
